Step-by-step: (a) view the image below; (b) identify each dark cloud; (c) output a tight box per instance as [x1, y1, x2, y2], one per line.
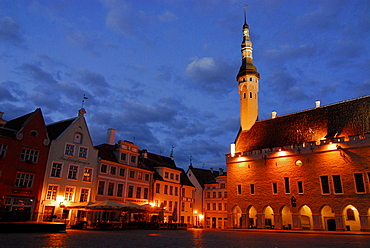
[185, 57, 234, 94]
[0, 16, 23, 46]
[19, 63, 58, 85]
[0, 81, 19, 102]
[75, 69, 110, 95]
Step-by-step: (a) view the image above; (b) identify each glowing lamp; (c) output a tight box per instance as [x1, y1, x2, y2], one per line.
[199, 214, 204, 220]
[230, 143, 235, 157]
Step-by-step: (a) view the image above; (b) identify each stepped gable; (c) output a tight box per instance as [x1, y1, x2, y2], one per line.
[46, 118, 76, 140]
[236, 95, 370, 152]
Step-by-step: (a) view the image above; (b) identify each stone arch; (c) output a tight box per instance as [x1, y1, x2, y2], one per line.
[342, 205, 361, 231]
[320, 205, 336, 231]
[298, 205, 313, 230]
[232, 205, 242, 228]
[262, 205, 275, 229]
[280, 205, 293, 230]
[246, 205, 257, 228]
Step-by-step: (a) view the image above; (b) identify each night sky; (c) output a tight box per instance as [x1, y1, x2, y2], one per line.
[1, 0, 369, 170]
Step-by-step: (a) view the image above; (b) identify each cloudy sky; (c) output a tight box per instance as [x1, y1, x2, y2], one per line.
[1, 0, 369, 170]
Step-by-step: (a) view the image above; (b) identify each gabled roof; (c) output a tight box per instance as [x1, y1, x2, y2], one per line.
[0, 108, 40, 138]
[236, 95, 370, 152]
[142, 152, 179, 171]
[47, 117, 77, 140]
[94, 143, 119, 163]
[179, 168, 194, 187]
[188, 166, 220, 188]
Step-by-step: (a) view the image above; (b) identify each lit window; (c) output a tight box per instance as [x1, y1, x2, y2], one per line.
[64, 187, 74, 201]
[83, 168, 93, 182]
[46, 185, 58, 200]
[78, 147, 88, 159]
[15, 173, 34, 188]
[65, 144, 75, 156]
[21, 148, 39, 163]
[68, 165, 78, 180]
[79, 188, 89, 202]
[137, 172, 143, 180]
[50, 162, 62, 178]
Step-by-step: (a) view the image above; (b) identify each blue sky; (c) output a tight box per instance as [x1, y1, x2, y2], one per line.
[1, 0, 369, 170]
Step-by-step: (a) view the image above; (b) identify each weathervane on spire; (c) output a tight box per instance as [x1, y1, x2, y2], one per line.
[81, 94, 88, 109]
[243, 4, 248, 23]
[170, 145, 175, 157]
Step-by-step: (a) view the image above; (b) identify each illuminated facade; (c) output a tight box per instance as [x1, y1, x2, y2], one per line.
[0, 109, 50, 221]
[38, 109, 99, 226]
[226, 11, 370, 232]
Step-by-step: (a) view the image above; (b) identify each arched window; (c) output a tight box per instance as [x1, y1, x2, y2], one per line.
[74, 133, 82, 144]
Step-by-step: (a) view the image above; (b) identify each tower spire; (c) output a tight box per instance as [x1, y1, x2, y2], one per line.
[237, 6, 260, 131]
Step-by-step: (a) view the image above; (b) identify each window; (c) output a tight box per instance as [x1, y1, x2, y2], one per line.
[206, 192, 210, 198]
[78, 147, 88, 159]
[224, 191, 227, 198]
[101, 164, 107, 173]
[182, 202, 185, 211]
[130, 155, 136, 163]
[170, 186, 173, 195]
[143, 188, 149, 199]
[181, 188, 185, 197]
[46, 185, 58, 200]
[74, 133, 82, 143]
[128, 186, 134, 198]
[298, 181, 304, 194]
[15, 173, 34, 188]
[213, 203, 216, 210]
[137, 172, 143, 180]
[320, 176, 330, 194]
[333, 175, 343, 194]
[207, 203, 210, 210]
[218, 203, 222, 211]
[64, 144, 75, 156]
[110, 166, 116, 175]
[218, 192, 222, 198]
[284, 177, 290, 194]
[136, 187, 141, 198]
[50, 162, 62, 178]
[170, 173, 174, 179]
[354, 173, 365, 193]
[165, 172, 169, 178]
[156, 183, 160, 193]
[175, 187, 178, 196]
[347, 209, 355, 221]
[145, 174, 149, 181]
[176, 174, 179, 181]
[237, 185, 242, 195]
[21, 148, 39, 163]
[0, 144, 7, 158]
[64, 187, 74, 201]
[117, 184, 124, 197]
[83, 168, 92, 182]
[98, 181, 105, 195]
[169, 201, 173, 211]
[68, 165, 78, 180]
[250, 184, 255, 195]
[120, 153, 126, 161]
[80, 188, 89, 202]
[108, 183, 114, 196]
[129, 171, 135, 178]
[119, 168, 126, 177]
[220, 183, 225, 189]
[213, 192, 216, 198]
[164, 185, 168, 194]
[272, 182, 278, 194]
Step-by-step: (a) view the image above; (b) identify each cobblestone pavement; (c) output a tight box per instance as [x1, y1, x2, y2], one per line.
[1, 229, 370, 248]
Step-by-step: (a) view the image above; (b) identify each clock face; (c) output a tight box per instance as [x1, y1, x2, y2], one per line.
[295, 160, 303, 166]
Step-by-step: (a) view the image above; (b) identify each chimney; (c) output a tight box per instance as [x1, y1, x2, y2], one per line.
[271, 111, 277, 119]
[315, 100, 321, 108]
[0, 112, 6, 127]
[106, 128, 116, 145]
[78, 108, 86, 116]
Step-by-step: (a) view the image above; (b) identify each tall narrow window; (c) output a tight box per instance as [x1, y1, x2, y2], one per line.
[127, 186, 134, 198]
[46, 185, 58, 200]
[107, 182, 114, 196]
[156, 183, 160, 193]
[117, 184, 124, 197]
[237, 185, 242, 195]
[272, 182, 278, 194]
[320, 176, 330, 194]
[50, 162, 62, 178]
[68, 165, 78, 180]
[332, 175, 343, 194]
[136, 187, 141, 198]
[98, 181, 105, 195]
[250, 184, 255, 195]
[80, 188, 89, 202]
[354, 173, 365, 193]
[83, 168, 92, 182]
[64, 187, 75, 201]
[164, 185, 168, 194]
[297, 181, 304, 194]
[284, 177, 290, 194]
[143, 188, 149, 199]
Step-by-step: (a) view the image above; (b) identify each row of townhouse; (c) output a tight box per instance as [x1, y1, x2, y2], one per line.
[0, 108, 197, 227]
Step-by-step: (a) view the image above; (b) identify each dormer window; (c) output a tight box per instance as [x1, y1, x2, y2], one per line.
[120, 153, 127, 161]
[74, 132, 82, 144]
[131, 155, 137, 163]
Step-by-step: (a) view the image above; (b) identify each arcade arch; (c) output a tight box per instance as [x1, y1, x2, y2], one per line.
[281, 205, 293, 230]
[232, 205, 242, 228]
[299, 205, 313, 230]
